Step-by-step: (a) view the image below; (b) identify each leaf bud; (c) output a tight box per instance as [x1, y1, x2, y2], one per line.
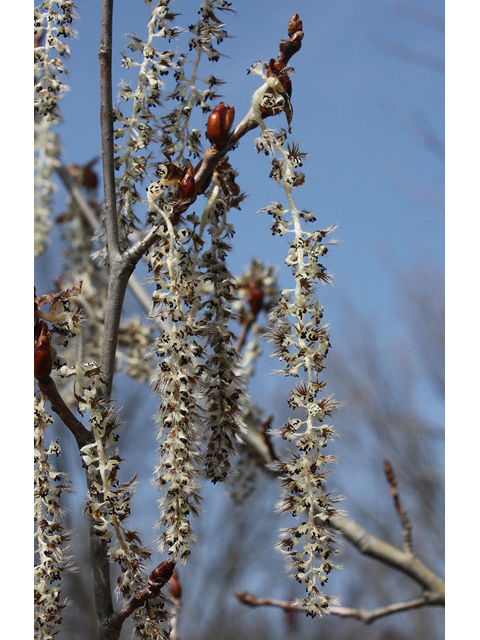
[168, 566, 182, 600]
[206, 102, 235, 148]
[150, 559, 176, 587]
[34, 321, 53, 380]
[175, 166, 196, 204]
[247, 280, 264, 317]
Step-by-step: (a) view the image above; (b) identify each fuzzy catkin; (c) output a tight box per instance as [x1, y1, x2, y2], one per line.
[250, 60, 341, 616]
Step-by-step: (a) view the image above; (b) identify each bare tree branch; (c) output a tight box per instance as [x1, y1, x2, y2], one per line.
[91, 3, 123, 638]
[326, 515, 444, 604]
[98, 0, 120, 260]
[235, 590, 439, 623]
[109, 560, 175, 628]
[384, 457, 413, 554]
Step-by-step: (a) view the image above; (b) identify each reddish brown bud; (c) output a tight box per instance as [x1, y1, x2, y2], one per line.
[67, 158, 99, 192]
[156, 160, 183, 186]
[34, 321, 53, 380]
[168, 566, 182, 600]
[247, 280, 264, 317]
[150, 560, 176, 587]
[288, 13, 303, 37]
[170, 165, 197, 222]
[79, 167, 98, 191]
[277, 14, 303, 70]
[193, 158, 213, 195]
[175, 166, 196, 202]
[206, 102, 235, 148]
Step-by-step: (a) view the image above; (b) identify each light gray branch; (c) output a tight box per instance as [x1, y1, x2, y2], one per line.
[90, 2, 119, 639]
[328, 514, 444, 603]
[99, 0, 120, 261]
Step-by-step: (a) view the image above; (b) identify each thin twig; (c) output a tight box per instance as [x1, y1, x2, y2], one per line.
[384, 457, 413, 554]
[37, 376, 92, 449]
[110, 560, 175, 628]
[235, 590, 438, 624]
[235, 318, 254, 352]
[259, 414, 279, 462]
[55, 165, 101, 230]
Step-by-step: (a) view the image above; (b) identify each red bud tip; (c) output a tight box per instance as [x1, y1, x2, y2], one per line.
[288, 13, 303, 37]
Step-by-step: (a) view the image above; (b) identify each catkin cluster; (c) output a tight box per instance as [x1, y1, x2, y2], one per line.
[78, 371, 171, 635]
[99, 1, 181, 259]
[148, 175, 246, 559]
[141, 0, 249, 562]
[34, 394, 72, 639]
[34, 0, 77, 120]
[34, 1, 78, 256]
[250, 61, 341, 616]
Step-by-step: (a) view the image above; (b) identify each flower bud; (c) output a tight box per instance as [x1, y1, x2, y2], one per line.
[150, 559, 176, 586]
[206, 102, 235, 148]
[170, 165, 197, 222]
[168, 566, 182, 600]
[175, 166, 196, 203]
[247, 280, 264, 317]
[34, 322, 53, 380]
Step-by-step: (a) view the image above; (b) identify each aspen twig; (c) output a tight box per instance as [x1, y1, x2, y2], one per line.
[384, 457, 413, 553]
[36, 375, 92, 449]
[110, 560, 175, 628]
[235, 590, 439, 624]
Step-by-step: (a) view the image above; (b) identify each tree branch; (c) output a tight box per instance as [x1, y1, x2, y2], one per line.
[234, 590, 438, 624]
[37, 376, 92, 449]
[327, 514, 445, 604]
[93, 3, 121, 638]
[99, 0, 120, 260]
[384, 457, 413, 554]
[109, 560, 175, 629]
